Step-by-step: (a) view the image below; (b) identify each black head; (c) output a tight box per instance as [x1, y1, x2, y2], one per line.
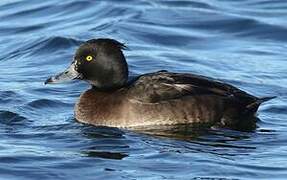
[45, 38, 129, 90]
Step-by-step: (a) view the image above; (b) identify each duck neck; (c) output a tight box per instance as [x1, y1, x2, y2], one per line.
[91, 83, 126, 92]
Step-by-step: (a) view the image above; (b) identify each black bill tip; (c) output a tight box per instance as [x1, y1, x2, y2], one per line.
[44, 77, 53, 85]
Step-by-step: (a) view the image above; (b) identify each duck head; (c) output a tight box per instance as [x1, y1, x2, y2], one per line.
[45, 38, 128, 90]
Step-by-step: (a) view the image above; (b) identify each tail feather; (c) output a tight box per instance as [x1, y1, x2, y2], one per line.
[245, 96, 276, 114]
[257, 96, 277, 104]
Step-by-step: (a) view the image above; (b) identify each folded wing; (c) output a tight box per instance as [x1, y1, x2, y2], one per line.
[127, 71, 257, 105]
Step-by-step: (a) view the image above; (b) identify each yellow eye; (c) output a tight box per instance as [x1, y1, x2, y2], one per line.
[86, 55, 93, 61]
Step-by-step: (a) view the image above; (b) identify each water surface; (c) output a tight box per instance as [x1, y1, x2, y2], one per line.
[0, 0, 287, 179]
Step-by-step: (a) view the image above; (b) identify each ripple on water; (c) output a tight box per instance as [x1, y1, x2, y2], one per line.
[0, 90, 24, 105]
[157, 0, 216, 10]
[26, 99, 72, 109]
[0, 110, 27, 125]
[32, 36, 82, 55]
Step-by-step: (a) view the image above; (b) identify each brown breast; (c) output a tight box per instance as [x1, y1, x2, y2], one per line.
[75, 88, 128, 127]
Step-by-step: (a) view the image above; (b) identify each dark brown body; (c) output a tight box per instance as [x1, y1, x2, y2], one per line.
[75, 89, 225, 127]
[75, 71, 271, 130]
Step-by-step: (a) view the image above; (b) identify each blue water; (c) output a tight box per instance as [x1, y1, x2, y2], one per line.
[0, 0, 287, 179]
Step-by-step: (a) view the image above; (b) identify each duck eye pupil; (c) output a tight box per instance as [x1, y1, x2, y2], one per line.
[86, 56, 93, 61]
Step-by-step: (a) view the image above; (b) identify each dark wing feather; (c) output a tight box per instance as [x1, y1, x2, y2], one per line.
[127, 71, 257, 104]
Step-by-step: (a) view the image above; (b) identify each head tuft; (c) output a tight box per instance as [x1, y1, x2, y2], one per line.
[86, 38, 127, 50]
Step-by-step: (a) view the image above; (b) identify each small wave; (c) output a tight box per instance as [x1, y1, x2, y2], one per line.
[27, 99, 72, 109]
[156, 0, 216, 10]
[0, 110, 26, 125]
[34, 36, 82, 55]
[192, 16, 287, 41]
[55, 1, 94, 16]
[0, 1, 23, 11]
[0, 24, 46, 36]
[261, 104, 287, 114]
[0, 0, 93, 20]
[242, 0, 287, 9]
[0, 36, 81, 63]
[0, 91, 23, 104]
[1, 4, 52, 19]
[236, 21, 287, 41]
